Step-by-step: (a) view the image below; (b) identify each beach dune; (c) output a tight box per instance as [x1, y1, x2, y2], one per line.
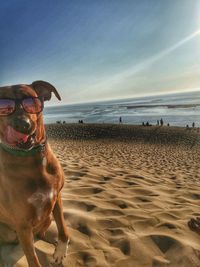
[1, 124, 200, 267]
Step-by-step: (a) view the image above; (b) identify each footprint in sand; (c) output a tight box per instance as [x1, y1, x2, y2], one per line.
[156, 222, 177, 230]
[93, 187, 104, 194]
[103, 176, 112, 181]
[126, 181, 138, 186]
[111, 199, 129, 209]
[110, 238, 131, 256]
[150, 235, 177, 253]
[77, 223, 91, 236]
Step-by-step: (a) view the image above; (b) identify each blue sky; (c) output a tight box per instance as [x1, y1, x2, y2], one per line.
[0, 0, 200, 104]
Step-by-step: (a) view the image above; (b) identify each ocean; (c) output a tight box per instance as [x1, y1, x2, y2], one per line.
[44, 90, 200, 127]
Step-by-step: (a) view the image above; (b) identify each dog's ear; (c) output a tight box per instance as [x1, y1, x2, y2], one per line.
[31, 80, 61, 101]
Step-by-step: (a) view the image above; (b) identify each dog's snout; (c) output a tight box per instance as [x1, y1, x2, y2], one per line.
[11, 117, 32, 133]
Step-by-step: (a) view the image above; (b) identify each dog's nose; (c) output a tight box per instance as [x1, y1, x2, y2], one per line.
[11, 117, 32, 134]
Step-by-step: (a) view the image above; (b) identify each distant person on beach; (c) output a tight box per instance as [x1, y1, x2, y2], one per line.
[167, 123, 170, 127]
[192, 122, 195, 128]
[160, 118, 163, 126]
[119, 117, 122, 124]
[157, 120, 159, 126]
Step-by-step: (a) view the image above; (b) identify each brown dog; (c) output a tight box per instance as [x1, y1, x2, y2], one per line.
[0, 81, 69, 266]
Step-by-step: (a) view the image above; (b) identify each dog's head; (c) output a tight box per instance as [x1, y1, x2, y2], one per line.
[0, 80, 61, 150]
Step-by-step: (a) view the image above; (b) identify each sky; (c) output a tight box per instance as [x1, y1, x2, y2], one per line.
[0, 0, 200, 105]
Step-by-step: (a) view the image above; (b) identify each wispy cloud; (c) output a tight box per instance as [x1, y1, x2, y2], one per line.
[79, 29, 200, 98]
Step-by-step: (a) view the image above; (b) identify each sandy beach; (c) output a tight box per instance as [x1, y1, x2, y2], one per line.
[1, 124, 200, 267]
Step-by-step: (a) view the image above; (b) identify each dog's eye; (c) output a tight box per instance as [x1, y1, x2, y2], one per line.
[22, 98, 43, 114]
[0, 99, 15, 115]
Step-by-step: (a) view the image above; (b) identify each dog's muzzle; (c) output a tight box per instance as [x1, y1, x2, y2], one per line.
[10, 116, 33, 135]
[2, 114, 37, 150]
[3, 125, 35, 150]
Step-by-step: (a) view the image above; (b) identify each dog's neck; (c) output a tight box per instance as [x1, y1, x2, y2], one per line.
[0, 136, 47, 157]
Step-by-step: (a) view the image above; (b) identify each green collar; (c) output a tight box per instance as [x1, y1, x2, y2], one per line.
[0, 141, 46, 157]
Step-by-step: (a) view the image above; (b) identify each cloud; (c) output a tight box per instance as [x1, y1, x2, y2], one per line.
[78, 29, 200, 100]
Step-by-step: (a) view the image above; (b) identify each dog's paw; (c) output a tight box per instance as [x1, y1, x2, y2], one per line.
[53, 239, 70, 264]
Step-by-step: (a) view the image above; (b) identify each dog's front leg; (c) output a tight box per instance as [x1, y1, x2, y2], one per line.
[17, 226, 41, 267]
[53, 192, 69, 264]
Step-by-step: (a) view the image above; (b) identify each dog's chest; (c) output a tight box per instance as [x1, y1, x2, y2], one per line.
[27, 187, 56, 220]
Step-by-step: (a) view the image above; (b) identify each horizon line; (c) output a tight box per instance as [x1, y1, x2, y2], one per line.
[46, 88, 200, 108]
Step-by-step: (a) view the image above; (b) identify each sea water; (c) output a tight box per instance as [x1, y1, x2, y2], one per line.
[44, 91, 200, 127]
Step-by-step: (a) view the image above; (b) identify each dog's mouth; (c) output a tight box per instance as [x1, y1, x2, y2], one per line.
[3, 125, 36, 150]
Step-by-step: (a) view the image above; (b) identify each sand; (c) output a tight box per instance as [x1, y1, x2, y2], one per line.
[1, 124, 200, 267]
